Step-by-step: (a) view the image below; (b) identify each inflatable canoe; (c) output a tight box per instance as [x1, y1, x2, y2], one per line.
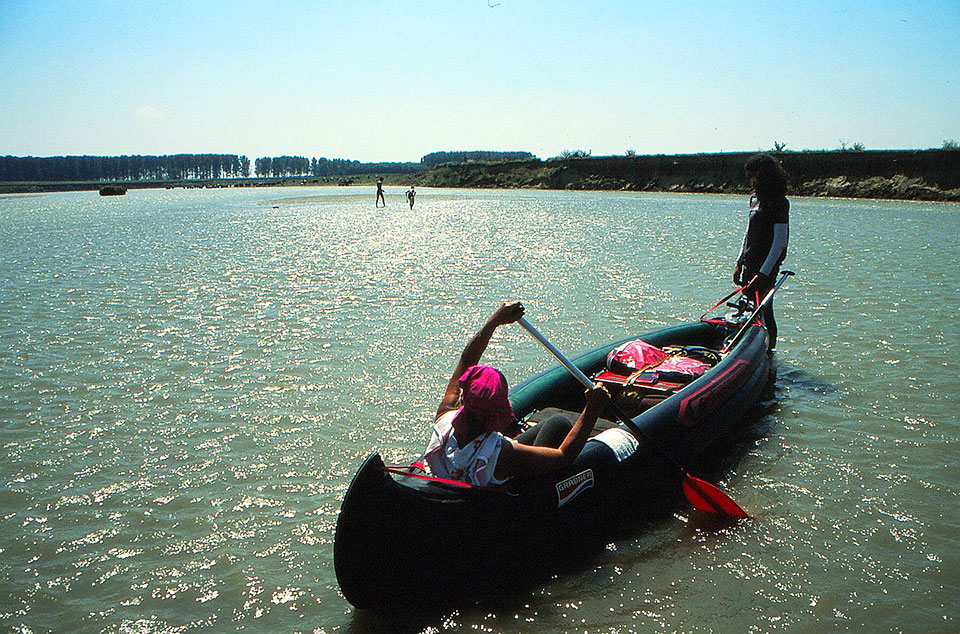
[335, 300, 775, 609]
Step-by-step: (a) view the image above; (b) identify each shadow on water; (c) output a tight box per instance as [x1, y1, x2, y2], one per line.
[775, 361, 838, 395]
[698, 358, 839, 479]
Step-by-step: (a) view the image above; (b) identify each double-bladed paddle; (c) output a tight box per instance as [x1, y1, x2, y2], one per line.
[517, 316, 749, 520]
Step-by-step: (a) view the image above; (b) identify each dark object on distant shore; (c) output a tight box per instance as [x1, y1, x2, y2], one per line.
[99, 185, 126, 196]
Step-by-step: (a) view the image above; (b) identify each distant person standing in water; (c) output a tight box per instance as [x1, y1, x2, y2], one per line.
[375, 177, 386, 207]
[406, 185, 416, 209]
[734, 153, 790, 352]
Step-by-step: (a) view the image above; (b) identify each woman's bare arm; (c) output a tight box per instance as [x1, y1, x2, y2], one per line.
[435, 301, 525, 420]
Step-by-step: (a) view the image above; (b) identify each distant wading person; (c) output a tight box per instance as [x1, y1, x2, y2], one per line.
[375, 177, 385, 207]
[734, 153, 790, 352]
[406, 185, 416, 209]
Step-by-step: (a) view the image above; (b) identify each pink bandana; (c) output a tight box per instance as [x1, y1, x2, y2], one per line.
[453, 365, 515, 433]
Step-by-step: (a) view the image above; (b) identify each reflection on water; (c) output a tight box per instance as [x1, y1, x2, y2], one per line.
[0, 188, 957, 632]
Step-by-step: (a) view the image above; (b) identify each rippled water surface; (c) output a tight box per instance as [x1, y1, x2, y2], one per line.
[1, 187, 957, 632]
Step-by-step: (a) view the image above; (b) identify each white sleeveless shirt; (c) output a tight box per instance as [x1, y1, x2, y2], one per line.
[423, 409, 510, 486]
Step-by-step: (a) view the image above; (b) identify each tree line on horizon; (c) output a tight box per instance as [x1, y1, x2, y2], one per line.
[419, 150, 534, 168]
[0, 154, 251, 182]
[252, 151, 536, 178]
[0, 150, 538, 182]
[253, 156, 422, 178]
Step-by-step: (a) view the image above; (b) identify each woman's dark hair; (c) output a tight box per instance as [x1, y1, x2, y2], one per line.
[745, 153, 787, 201]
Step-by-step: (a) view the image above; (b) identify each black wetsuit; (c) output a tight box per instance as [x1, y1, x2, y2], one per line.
[738, 194, 789, 348]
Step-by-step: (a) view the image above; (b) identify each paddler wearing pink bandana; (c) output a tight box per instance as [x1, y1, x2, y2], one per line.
[424, 301, 609, 486]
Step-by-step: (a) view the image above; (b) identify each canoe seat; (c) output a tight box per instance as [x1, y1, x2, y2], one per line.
[519, 407, 619, 439]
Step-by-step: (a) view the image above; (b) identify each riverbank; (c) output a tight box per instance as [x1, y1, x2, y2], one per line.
[415, 150, 960, 202]
[3, 150, 958, 202]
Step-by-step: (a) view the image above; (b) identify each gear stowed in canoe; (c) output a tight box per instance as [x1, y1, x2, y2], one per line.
[334, 274, 792, 610]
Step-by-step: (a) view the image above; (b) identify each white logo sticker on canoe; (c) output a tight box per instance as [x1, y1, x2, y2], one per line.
[556, 469, 594, 508]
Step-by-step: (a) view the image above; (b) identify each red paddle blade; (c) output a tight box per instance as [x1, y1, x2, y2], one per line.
[682, 475, 749, 519]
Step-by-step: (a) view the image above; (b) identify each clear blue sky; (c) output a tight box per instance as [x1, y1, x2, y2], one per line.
[1, 0, 958, 162]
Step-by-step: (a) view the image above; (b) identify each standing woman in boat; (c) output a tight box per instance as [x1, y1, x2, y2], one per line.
[423, 301, 610, 486]
[734, 153, 790, 351]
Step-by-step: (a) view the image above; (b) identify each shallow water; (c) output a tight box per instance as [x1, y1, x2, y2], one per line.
[0, 187, 957, 632]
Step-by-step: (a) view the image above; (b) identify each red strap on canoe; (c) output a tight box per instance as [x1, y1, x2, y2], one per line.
[379, 465, 508, 492]
[700, 286, 746, 322]
[708, 286, 746, 312]
[700, 318, 729, 325]
[754, 290, 764, 324]
[379, 466, 473, 487]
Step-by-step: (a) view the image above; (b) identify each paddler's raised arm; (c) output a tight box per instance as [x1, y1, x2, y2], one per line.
[436, 301, 525, 419]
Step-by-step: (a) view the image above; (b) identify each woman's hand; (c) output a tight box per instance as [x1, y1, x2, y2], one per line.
[440, 301, 526, 419]
[583, 382, 611, 412]
[742, 273, 769, 297]
[490, 301, 525, 327]
[733, 263, 743, 286]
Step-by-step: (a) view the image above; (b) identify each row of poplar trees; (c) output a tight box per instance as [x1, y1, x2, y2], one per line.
[0, 154, 251, 182]
[1, 151, 537, 182]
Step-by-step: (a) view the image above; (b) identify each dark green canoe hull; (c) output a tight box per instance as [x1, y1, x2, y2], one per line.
[335, 319, 772, 609]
